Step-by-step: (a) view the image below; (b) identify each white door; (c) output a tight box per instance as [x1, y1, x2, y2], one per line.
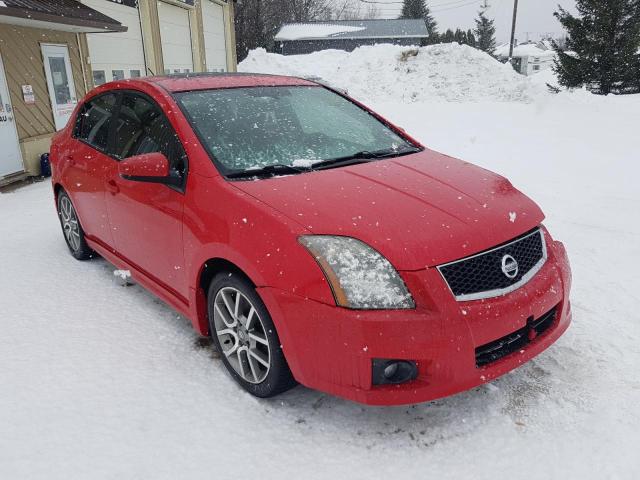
[202, 0, 228, 72]
[83, 0, 146, 84]
[42, 44, 78, 131]
[158, 2, 194, 74]
[0, 53, 24, 177]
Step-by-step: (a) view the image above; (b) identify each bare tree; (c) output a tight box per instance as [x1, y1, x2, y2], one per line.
[332, 0, 361, 20]
[288, 0, 333, 22]
[363, 4, 380, 19]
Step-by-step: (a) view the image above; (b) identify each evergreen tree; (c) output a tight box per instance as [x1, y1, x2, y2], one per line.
[401, 0, 439, 43]
[442, 29, 455, 43]
[553, 0, 640, 94]
[467, 29, 477, 48]
[474, 1, 497, 54]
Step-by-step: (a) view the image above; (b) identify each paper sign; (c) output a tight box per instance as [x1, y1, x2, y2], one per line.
[22, 85, 35, 104]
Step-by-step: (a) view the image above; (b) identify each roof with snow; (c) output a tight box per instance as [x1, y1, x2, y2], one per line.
[275, 19, 429, 42]
[495, 42, 555, 58]
[0, 0, 126, 32]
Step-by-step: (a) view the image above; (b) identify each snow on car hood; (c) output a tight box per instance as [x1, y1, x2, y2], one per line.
[232, 149, 545, 270]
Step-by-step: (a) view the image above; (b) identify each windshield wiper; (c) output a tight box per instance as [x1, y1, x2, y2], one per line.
[311, 146, 421, 171]
[226, 164, 310, 179]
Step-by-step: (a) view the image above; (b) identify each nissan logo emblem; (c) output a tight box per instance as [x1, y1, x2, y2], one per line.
[501, 254, 519, 279]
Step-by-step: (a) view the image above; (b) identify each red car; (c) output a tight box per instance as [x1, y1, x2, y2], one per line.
[50, 74, 572, 405]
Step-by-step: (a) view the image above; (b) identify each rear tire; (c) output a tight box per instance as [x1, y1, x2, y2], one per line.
[207, 271, 296, 398]
[57, 191, 93, 261]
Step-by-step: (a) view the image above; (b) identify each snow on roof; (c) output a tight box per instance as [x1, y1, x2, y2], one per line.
[275, 23, 366, 41]
[495, 43, 555, 58]
[275, 19, 429, 42]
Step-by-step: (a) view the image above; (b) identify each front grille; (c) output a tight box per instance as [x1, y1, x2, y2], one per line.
[475, 306, 557, 367]
[438, 228, 546, 301]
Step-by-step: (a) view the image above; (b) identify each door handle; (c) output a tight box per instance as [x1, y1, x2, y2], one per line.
[107, 179, 120, 195]
[66, 154, 75, 166]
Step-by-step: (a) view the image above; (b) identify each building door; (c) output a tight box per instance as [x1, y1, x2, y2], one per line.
[82, 0, 147, 85]
[0, 53, 24, 178]
[158, 1, 194, 74]
[202, 0, 228, 72]
[41, 44, 78, 131]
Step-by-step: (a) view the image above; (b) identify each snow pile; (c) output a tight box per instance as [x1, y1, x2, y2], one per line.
[495, 42, 556, 58]
[239, 43, 547, 103]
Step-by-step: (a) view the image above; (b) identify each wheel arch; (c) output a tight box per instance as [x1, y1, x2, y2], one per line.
[53, 182, 64, 199]
[194, 257, 258, 336]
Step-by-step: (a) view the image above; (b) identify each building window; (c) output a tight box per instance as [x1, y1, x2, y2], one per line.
[112, 70, 125, 81]
[93, 70, 106, 86]
[533, 65, 540, 71]
[130, 70, 141, 78]
[183, 69, 191, 73]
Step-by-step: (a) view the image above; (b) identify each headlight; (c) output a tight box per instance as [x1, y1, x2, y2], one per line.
[299, 235, 415, 309]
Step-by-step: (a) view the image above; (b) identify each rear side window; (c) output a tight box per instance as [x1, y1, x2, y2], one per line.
[112, 93, 187, 176]
[74, 93, 117, 151]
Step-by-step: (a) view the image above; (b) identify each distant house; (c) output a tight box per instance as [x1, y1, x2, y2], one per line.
[495, 42, 556, 76]
[274, 19, 429, 55]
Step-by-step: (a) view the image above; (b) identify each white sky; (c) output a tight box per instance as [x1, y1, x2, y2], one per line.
[346, 0, 578, 44]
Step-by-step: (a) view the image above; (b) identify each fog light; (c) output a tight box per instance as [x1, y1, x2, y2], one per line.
[383, 362, 399, 379]
[372, 359, 418, 385]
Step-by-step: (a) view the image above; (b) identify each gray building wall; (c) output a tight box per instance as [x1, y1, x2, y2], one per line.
[277, 38, 424, 55]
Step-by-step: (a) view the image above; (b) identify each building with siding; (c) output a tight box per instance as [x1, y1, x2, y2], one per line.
[274, 19, 429, 56]
[495, 42, 556, 76]
[0, 0, 236, 185]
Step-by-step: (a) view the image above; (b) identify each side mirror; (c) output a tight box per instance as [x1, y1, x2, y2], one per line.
[118, 152, 181, 187]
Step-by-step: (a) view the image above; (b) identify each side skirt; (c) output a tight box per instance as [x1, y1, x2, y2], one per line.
[86, 237, 194, 323]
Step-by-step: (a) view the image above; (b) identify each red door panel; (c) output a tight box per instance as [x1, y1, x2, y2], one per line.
[104, 179, 187, 299]
[59, 93, 119, 248]
[64, 140, 115, 247]
[104, 91, 187, 299]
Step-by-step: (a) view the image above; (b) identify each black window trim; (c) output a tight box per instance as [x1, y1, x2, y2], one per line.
[72, 91, 119, 156]
[73, 88, 189, 194]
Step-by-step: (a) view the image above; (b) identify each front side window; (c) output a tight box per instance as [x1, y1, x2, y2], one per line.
[74, 93, 117, 151]
[112, 93, 186, 176]
[176, 86, 415, 174]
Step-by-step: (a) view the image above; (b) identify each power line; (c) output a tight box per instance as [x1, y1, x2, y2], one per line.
[432, 0, 481, 13]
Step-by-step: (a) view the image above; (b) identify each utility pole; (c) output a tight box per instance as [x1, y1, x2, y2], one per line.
[508, 0, 519, 60]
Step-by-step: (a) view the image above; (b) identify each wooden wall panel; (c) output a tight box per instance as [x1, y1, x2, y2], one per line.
[0, 24, 86, 141]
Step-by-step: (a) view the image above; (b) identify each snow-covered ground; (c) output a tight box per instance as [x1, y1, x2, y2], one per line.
[2, 45, 640, 478]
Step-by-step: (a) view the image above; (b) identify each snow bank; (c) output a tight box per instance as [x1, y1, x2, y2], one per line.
[239, 43, 547, 103]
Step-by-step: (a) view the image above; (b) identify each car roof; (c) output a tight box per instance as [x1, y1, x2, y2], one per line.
[133, 72, 318, 93]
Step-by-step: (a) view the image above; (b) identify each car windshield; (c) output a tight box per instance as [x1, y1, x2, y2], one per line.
[175, 86, 417, 176]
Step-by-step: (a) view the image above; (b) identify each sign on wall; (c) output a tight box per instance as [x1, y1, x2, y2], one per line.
[21, 85, 35, 104]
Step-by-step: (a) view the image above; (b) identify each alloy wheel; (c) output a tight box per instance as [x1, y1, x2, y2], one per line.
[212, 287, 271, 384]
[59, 195, 81, 252]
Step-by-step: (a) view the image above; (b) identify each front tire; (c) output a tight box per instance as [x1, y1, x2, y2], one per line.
[207, 272, 296, 398]
[57, 191, 93, 260]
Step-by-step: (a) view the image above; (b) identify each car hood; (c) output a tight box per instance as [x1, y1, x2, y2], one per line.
[231, 149, 545, 270]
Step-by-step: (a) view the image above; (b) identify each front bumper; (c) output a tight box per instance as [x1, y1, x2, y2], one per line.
[258, 238, 572, 406]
